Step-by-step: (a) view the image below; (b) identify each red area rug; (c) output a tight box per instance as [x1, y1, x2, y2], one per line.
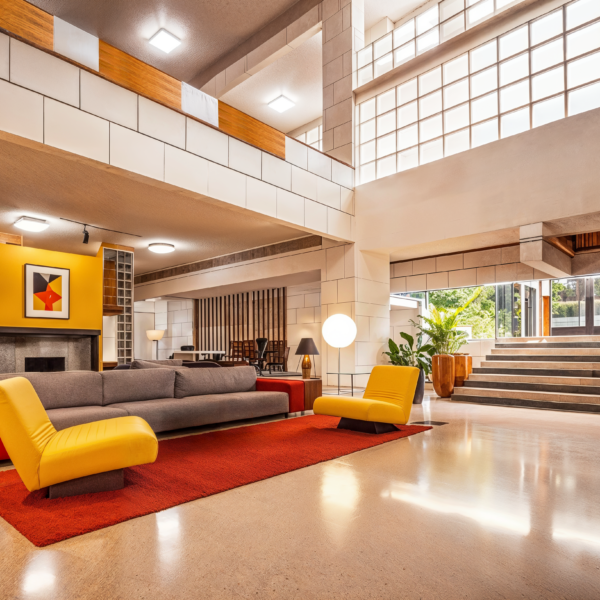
[0, 415, 431, 547]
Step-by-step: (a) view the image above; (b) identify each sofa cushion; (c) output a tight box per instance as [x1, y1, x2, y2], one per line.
[0, 372, 103, 410]
[174, 366, 256, 399]
[110, 391, 289, 432]
[130, 360, 184, 370]
[46, 406, 129, 431]
[101, 369, 176, 405]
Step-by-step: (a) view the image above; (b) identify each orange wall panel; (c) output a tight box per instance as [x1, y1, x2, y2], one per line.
[0, 0, 53, 50]
[99, 41, 181, 111]
[219, 102, 285, 159]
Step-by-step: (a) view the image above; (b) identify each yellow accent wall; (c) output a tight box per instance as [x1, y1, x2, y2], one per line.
[0, 244, 103, 366]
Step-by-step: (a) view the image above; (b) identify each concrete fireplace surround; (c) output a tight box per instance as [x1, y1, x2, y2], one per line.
[0, 328, 100, 374]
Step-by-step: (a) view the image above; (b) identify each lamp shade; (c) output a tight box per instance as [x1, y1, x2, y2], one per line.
[296, 338, 319, 356]
[322, 314, 357, 349]
[146, 329, 165, 342]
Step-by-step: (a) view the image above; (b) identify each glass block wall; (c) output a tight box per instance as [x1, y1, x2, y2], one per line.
[356, 0, 600, 185]
[356, 0, 528, 88]
[295, 124, 323, 151]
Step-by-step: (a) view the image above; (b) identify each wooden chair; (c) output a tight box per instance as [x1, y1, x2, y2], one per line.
[265, 342, 290, 373]
[224, 341, 244, 361]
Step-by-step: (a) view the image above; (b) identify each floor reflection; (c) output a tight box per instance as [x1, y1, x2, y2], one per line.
[22, 553, 56, 596]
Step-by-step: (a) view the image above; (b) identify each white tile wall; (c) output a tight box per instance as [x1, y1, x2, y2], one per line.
[0, 33, 9, 81]
[10, 40, 80, 107]
[276, 189, 304, 225]
[165, 145, 209, 195]
[332, 160, 354, 189]
[110, 123, 165, 180]
[340, 187, 354, 214]
[327, 208, 352, 239]
[291, 165, 318, 200]
[304, 199, 327, 232]
[229, 138, 262, 178]
[307, 148, 332, 180]
[80, 71, 138, 130]
[317, 177, 341, 209]
[186, 119, 229, 166]
[139, 97, 186, 149]
[44, 98, 109, 162]
[155, 298, 195, 360]
[208, 161, 246, 207]
[287, 283, 322, 376]
[0, 79, 43, 142]
[53, 17, 99, 71]
[262, 152, 292, 190]
[285, 137, 308, 170]
[246, 178, 277, 217]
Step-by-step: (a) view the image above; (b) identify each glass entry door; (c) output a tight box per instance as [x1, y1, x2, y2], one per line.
[551, 277, 600, 336]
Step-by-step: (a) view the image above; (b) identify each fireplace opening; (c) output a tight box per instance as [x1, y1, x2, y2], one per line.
[25, 357, 66, 372]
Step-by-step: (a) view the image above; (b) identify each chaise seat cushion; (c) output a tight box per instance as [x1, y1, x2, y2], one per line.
[101, 369, 176, 405]
[312, 395, 408, 425]
[110, 391, 289, 432]
[0, 372, 103, 410]
[46, 406, 130, 431]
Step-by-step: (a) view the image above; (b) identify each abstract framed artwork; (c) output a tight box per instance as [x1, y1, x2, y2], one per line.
[24, 264, 70, 320]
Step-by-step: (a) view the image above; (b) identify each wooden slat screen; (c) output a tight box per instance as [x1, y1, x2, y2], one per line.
[576, 232, 600, 251]
[198, 288, 287, 369]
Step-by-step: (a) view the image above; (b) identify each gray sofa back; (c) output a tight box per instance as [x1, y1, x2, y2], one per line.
[0, 371, 103, 410]
[101, 369, 176, 405]
[174, 366, 257, 398]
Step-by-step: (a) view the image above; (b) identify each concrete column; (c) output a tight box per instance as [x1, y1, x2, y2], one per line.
[322, 0, 364, 165]
[320, 239, 390, 388]
[520, 223, 572, 278]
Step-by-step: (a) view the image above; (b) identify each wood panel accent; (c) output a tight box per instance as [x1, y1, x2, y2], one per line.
[135, 235, 322, 284]
[99, 41, 181, 111]
[0, 0, 53, 50]
[198, 288, 287, 370]
[219, 101, 285, 159]
[102, 258, 123, 316]
[547, 236, 575, 257]
[576, 232, 600, 252]
[543, 296, 550, 337]
[0, 231, 23, 245]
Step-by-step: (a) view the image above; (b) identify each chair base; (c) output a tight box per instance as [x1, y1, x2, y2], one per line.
[47, 469, 124, 499]
[337, 418, 399, 434]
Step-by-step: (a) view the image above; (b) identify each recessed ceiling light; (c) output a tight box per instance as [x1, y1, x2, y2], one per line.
[149, 29, 181, 54]
[14, 216, 49, 232]
[149, 243, 175, 254]
[268, 95, 295, 113]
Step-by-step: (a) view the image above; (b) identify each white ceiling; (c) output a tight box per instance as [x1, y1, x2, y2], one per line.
[365, 0, 429, 30]
[0, 134, 306, 275]
[220, 31, 323, 135]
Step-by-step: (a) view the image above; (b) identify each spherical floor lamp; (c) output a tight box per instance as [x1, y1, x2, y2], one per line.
[146, 330, 164, 360]
[322, 314, 357, 393]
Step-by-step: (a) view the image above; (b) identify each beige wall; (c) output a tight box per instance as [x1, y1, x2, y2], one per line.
[356, 107, 600, 258]
[287, 283, 322, 376]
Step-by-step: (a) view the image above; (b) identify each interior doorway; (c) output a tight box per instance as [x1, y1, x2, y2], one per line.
[496, 282, 537, 338]
[551, 277, 600, 336]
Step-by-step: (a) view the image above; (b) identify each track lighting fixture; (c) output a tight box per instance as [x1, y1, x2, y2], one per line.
[82, 225, 90, 244]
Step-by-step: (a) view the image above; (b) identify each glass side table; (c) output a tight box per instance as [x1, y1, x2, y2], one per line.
[326, 372, 371, 396]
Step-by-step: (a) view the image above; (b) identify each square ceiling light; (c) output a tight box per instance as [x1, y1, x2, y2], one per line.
[149, 29, 181, 53]
[268, 95, 295, 113]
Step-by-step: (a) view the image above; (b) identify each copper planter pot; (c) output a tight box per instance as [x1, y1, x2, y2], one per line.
[453, 354, 469, 387]
[432, 354, 455, 398]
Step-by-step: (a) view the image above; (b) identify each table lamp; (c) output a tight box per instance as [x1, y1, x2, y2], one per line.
[146, 330, 164, 360]
[296, 338, 319, 379]
[322, 314, 357, 375]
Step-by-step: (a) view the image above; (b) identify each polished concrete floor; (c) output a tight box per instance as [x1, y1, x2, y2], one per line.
[2, 396, 600, 599]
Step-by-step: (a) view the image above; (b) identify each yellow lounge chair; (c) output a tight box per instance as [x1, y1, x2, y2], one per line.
[0, 377, 158, 498]
[313, 365, 420, 433]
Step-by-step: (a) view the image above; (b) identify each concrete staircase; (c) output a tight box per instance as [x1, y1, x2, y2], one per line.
[451, 336, 600, 413]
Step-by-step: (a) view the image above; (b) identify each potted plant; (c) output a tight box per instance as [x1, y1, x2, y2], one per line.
[416, 289, 481, 398]
[383, 332, 433, 404]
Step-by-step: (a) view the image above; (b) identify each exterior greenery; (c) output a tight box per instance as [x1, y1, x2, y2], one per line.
[383, 332, 433, 376]
[429, 286, 496, 339]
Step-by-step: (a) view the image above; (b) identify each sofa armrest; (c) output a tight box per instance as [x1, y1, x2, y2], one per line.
[0, 438, 9, 461]
[256, 379, 304, 413]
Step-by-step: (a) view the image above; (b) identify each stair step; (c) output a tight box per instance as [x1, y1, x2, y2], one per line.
[469, 373, 600, 386]
[496, 335, 600, 343]
[474, 366, 600, 377]
[491, 347, 600, 356]
[462, 380, 600, 395]
[450, 393, 600, 413]
[497, 342, 600, 349]
[484, 355, 600, 363]
[452, 386, 600, 405]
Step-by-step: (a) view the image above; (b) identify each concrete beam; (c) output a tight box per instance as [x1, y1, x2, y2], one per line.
[520, 222, 572, 277]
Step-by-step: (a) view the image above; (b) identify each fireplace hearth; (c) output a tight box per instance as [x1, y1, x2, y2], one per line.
[25, 357, 66, 372]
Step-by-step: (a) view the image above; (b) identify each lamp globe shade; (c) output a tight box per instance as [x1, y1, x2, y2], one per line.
[146, 330, 165, 342]
[322, 314, 357, 349]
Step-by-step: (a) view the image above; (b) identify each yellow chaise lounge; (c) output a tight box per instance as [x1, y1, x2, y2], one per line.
[0, 377, 158, 498]
[313, 365, 420, 433]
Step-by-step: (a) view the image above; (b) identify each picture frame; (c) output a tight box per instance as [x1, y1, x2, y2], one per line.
[24, 264, 70, 320]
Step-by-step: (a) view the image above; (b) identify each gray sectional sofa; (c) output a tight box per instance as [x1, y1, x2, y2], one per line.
[0, 367, 289, 433]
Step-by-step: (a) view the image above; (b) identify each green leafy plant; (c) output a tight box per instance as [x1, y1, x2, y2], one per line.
[416, 288, 482, 355]
[383, 332, 434, 376]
